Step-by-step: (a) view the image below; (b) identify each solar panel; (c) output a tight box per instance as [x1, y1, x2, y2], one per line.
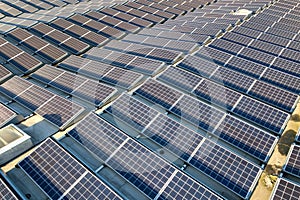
[280, 48, 300, 64]
[248, 81, 298, 112]
[270, 178, 300, 200]
[19, 138, 122, 200]
[221, 31, 254, 46]
[190, 139, 261, 198]
[14, 85, 55, 111]
[0, 64, 12, 82]
[283, 144, 300, 178]
[0, 76, 33, 99]
[157, 66, 202, 92]
[107, 138, 176, 199]
[0, 179, 18, 200]
[238, 47, 276, 66]
[271, 57, 300, 78]
[258, 33, 290, 48]
[225, 56, 266, 78]
[261, 68, 300, 94]
[248, 40, 283, 56]
[0, 103, 16, 128]
[210, 67, 255, 93]
[193, 79, 242, 110]
[71, 80, 117, 107]
[61, 172, 122, 200]
[195, 46, 232, 66]
[177, 55, 219, 78]
[232, 26, 262, 39]
[170, 95, 225, 132]
[19, 138, 87, 199]
[135, 79, 183, 110]
[35, 95, 84, 129]
[68, 113, 128, 161]
[143, 114, 204, 161]
[266, 27, 296, 40]
[106, 94, 159, 131]
[233, 96, 289, 134]
[158, 171, 222, 200]
[209, 39, 244, 55]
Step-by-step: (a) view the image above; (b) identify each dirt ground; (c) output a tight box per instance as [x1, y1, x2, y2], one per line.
[251, 101, 300, 200]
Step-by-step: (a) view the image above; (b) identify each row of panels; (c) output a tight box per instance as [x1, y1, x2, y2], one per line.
[0, 76, 85, 130]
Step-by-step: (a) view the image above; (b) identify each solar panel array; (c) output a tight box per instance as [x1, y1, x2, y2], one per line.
[67, 112, 224, 200]
[0, 76, 84, 129]
[105, 94, 263, 198]
[31, 65, 117, 107]
[19, 138, 123, 200]
[0, 0, 299, 199]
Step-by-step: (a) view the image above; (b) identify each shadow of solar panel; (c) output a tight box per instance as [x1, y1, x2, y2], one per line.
[233, 96, 289, 134]
[270, 179, 300, 200]
[68, 113, 128, 161]
[170, 95, 225, 132]
[106, 94, 159, 131]
[135, 79, 183, 110]
[0, 179, 18, 200]
[284, 145, 300, 178]
[177, 55, 218, 78]
[190, 140, 261, 199]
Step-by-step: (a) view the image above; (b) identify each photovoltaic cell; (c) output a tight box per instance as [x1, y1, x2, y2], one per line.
[106, 94, 159, 131]
[232, 96, 289, 134]
[135, 79, 183, 110]
[195, 46, 232, 66]
[170, 95, 225, 132]
[238, 48, 276, 66]
[68, 113, 128, 162]
[209, 39, 244, 55]
[190, 139, 261, 199]
[213, 115, 277, 162]
[0, 179, 18, 200]
[270, 179, 300, 200]
[284, 144, 300, 178]
[0, 76, 34, 99]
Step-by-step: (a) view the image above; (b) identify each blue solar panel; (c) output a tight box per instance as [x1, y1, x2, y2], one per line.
[270, 178, 300, 200]
[0, 179, 18, 200]
[283, 144, 300, 178]
[232, 96, 289, 134]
